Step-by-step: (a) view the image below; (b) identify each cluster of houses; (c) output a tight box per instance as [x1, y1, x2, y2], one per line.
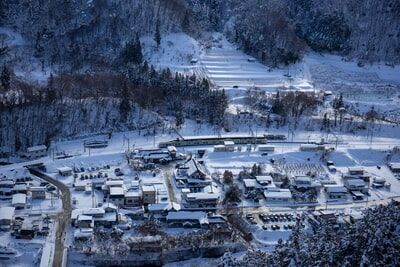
[129, 146, 182, 170]
[306, 209, 364, 231]
[239, 164, 392, 203]
[0, 177, 50, 210]
[242, 174, 323, 203]
[0, 175, 52, 239]
[322, 166, 388, 201]
[342, 167, 371, 200]
[174, 158, 220, 209]
[72, 204, 122, 240]
[0, 206, 48, 239]
[72, 170, 168, 208]
[242, 174, 293, 202]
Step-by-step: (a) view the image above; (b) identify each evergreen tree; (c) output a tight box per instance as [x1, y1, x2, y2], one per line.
[322, 112, 330, 130]
[175, 110, 184, 128]
[46, 74, 57, 102]
[119, 83, 131, 122]
[121, 33, 143, 65]
[0, 65, 11, 90]
[154, 19, 161, 48]
[271, 91, 283, 115]
[135, 33, 143, 64]
[334, 93, 344, 109]
[182, 11, 191, 33]
[223, 184, 241, 204]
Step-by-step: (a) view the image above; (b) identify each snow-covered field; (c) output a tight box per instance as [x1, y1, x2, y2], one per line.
[199, 33, 312, 92]
[138, 32, 399, 117]
[141, 33, 202, 73]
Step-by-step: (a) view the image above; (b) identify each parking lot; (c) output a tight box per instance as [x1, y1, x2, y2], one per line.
[245, 212, 303, 231]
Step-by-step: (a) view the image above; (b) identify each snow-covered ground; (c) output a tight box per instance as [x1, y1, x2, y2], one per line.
[198, 33, 312, 92]
[141, 33, 202, 74]
[150, 32, 398, 116]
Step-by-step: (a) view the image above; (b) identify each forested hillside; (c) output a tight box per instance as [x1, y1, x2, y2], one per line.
[224, 0, 400, 65]
[0, 62, 227, 152]
[1, 0, 194, 70]
[220, 201, 400, 266]
[0, 0, 399, 152]
[2, 0, 398, 68]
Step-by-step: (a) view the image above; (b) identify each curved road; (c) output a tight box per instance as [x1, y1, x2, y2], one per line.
[27, 166, 72, 267]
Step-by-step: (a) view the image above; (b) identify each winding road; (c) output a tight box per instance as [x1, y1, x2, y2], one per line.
[27, 165, 72, 267]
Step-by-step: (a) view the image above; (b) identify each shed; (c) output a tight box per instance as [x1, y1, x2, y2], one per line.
[0, 207, 15, 226]
[348, 166, 364, 176]
[12, 193, 27, 209]
[58, 167, 73, 176]
[30, 186, 46, 199]
[389, 162, 400, 173]
[264, 189, 292, 202]
[258, 145, 275, 152]
[255, 175, 273, 186]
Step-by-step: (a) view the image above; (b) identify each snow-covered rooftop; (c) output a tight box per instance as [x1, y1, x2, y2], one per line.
[243, 179, 258, 188]
[186, 192, 219, 201]
[264, 189, 292, 199]
[57, 166, 72, 172]
[0, 206, 15, 221]
[166, 211, 207, 223]
[12, 193, 27, 205]
[325, 186, 348, 193]
[346, 179, 367, 187]
[27, 145, 47, 152]
[389, 162, 400, 169]
[110, 186, 124, 196]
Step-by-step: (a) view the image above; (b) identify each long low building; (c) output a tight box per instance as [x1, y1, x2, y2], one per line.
[183, 192, 219, 209]
[324, 185, 348, 199]
[166, 211, 208, 228]
[264, 189, 292, 202]
[159, 135, 273, 148]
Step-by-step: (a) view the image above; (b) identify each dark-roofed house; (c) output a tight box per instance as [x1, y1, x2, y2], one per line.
[175, 158, 211, 190]
[166, 211, 208, 228]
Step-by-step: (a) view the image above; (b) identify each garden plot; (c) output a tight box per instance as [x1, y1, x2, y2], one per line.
[274, 163, 325, 176]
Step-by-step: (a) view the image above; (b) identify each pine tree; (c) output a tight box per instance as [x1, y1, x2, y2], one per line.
[46, 74, 57, 102]
[175, 109, 184, 128]
[135, 33, 143, 64]
[0, 65, 10, 90]
[272, 91, 283, 115]
[182, 11, 191, 33]
[119, 83, 131, 122]
[154, 19, 161, 48]
[121, 33, 142, 65]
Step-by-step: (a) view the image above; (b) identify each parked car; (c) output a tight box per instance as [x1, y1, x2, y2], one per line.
[114, 168, 124, 176]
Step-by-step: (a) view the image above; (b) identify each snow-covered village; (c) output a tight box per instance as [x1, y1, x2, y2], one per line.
[1, 1, 400, 267]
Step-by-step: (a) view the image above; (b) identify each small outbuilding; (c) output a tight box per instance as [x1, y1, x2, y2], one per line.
[26, 145, 47, 159]
[30, 186, 46, 199]
[0, 207, 15, 228]
[58, 167, 73, 176]
[12, 193, 27, 209]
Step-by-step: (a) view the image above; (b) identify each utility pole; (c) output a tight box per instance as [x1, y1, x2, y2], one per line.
[92, 182, 95, 208]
